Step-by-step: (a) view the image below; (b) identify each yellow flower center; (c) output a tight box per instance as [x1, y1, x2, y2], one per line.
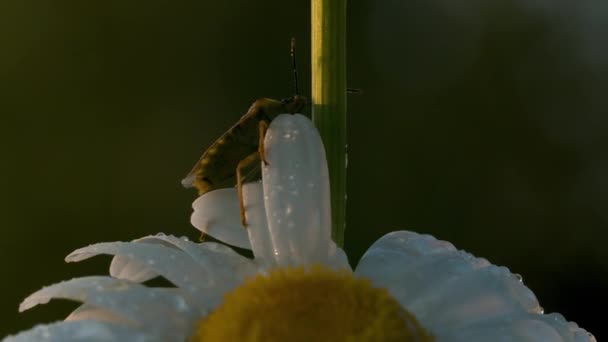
[190, 265, 434, 341]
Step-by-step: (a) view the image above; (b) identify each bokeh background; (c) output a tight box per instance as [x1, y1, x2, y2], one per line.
[1, 0, 607, 339]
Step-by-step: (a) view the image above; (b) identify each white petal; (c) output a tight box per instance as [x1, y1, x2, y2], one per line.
[65, 305, 126, 324]
[2, 321, 161, 342]
[415, 265, 541, 330]
[540, 313, 597, 342]
[356, 231, 541, 331]
[356, 231, 478, 306]
[110, 234, 255, 288]
[439, 312, 595, 342]
[191, 188, 251, 249]
[19, 276, 197, 340]
[242, 182, 274, 265]
[261, 114, 333, 266]
[109, 256, 158, 284]
[326, 243, 352, 270]
[66, 242, 217, 298]
[243, 164, 349, 269]
[438, 314, 565, 342]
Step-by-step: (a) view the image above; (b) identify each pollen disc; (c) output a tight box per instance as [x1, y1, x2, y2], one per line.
[190, 265, 433, 342]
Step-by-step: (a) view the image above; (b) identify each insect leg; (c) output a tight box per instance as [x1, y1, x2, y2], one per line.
[236, 151, 261, 227]
[258, 120, 270, 165]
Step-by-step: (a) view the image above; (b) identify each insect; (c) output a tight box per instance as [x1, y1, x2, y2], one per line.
[182, 38, 306, 228]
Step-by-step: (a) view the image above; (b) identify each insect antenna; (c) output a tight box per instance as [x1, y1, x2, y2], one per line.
[291, 37, 300, 96]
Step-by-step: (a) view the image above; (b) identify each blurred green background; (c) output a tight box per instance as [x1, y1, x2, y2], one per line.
[1, 0, 606, 339]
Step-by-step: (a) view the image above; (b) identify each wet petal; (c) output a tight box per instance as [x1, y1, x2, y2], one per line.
[261, 114, 333, 266]
[356, 231, 542, 331]
[66, 242, 215, 298]
[540, 313, 597, 342]
[19, 276, 197, 340]
[191, 188, 251, 249]
[326, 242, 351, 271]
[110, 234, 255, 288]
[413, 265, 541, 330]
[356, 230, 477, 306]
[65, 305, 127, 324]
[438, 314, 565, 342]
[109, 256, 158, 284]
[438, 312, 596, 342]
[242, 182, 274, 265]
[2, 321, 161, 342]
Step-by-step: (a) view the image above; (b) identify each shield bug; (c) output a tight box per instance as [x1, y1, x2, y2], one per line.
[182, 38, 307, 227]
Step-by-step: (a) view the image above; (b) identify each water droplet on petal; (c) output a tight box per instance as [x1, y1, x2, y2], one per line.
[513, 273, 523, 282]
[174, 296, 189, 312]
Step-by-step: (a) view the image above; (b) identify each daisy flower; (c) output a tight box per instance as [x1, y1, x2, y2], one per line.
[4, 114, 595, 341]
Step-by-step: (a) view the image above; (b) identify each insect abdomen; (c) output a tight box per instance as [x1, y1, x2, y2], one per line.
[182, 97, 290, 195]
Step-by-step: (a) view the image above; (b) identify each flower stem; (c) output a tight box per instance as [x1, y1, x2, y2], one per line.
[311, 0, 347, 247]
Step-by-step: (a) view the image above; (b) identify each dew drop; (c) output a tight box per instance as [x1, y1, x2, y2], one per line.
[174, 296, 189, 312]
[513, 273, 523, 282]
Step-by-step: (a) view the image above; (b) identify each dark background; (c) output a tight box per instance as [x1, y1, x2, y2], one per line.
[1, 0, 606, 339]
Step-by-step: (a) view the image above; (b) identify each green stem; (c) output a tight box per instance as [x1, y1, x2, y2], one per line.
[311, 0, 347, 248]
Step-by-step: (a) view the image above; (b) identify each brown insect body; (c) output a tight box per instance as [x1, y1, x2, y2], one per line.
[182, 95, 307, 195]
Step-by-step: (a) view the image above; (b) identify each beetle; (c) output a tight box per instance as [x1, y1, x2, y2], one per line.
[182, 39, 306, 227]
